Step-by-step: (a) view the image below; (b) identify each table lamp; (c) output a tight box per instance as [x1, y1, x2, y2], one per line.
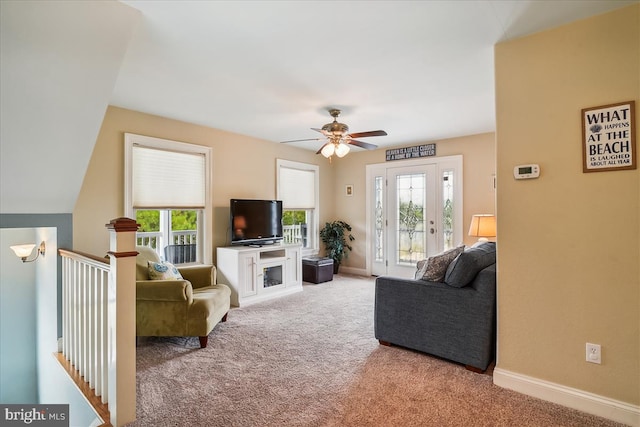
[468, 214, 496, 242]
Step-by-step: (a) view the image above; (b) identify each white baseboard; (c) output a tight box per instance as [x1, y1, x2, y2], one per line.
[336, 266, 367, 276]
[493, 368, 640, 426]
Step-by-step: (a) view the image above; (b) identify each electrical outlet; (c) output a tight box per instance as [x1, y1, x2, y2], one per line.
[586, 343, 601, 364]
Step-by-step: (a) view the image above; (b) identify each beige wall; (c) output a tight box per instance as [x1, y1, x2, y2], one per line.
[74, 107, 496, 270]
[73, 106, 334, 258]
[495, 5, 639, 405]
[333, 132, 496, 270]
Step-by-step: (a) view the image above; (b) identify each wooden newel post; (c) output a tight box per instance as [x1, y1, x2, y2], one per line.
[105, 217, 139, 427]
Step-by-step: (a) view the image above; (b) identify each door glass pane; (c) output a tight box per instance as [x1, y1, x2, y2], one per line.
[374, 176, 384, 262]
[442, 171, 454, 250]
[396, 173, 425, 264]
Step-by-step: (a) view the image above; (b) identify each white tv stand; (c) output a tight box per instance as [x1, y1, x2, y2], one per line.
[217, 243, 302, 307]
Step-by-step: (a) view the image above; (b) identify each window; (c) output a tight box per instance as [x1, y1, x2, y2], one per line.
[135, 209, 200, 263]
[396, 172, 426, 264]
[277, 159, 319, 255]
[442, 170, 454, 250]
[125, 133, 212, 264]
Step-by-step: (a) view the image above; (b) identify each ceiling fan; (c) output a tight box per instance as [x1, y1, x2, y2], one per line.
[281, 109, 387, 159]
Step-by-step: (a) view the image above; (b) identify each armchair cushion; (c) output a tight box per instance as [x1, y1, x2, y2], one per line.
[148, 260, 183, 280]
[136, 246, 161, 280]
[137, 279, 193, 302]
[178, 264, 216, 288]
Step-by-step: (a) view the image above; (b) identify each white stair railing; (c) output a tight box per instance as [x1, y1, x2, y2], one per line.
[58, 217, 138, 427]
[60, 250, 110, 402]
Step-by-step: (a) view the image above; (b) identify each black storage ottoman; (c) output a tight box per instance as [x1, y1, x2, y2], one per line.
[302, 256, 334, 284]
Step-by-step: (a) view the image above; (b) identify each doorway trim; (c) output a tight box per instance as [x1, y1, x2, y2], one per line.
[365, 154, 463, 277]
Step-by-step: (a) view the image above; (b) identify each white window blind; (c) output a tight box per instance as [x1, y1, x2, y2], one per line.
[132, 145, 206, 208]
[279, 167, 316, 209]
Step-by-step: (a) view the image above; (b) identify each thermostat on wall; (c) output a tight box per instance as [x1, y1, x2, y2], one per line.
[513, 164, 540, 180]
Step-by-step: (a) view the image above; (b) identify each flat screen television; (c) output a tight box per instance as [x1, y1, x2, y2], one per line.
[230, 199, 283, 246]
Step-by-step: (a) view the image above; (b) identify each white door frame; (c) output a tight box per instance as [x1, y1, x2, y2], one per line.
[365, 155, 463, 277]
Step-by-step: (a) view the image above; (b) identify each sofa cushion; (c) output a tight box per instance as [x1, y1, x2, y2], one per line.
[136, 246, 161, 280]
[444, 242, 496, 288]
[415, 245, 465, 282]
[148, 260, 183, 280]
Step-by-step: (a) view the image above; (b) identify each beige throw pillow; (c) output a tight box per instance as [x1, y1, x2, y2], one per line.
[415, 245, 465, 282]
[148, 260, 183, 280]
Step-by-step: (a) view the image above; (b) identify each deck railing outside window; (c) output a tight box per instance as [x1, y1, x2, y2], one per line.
[283, 224, 304, 245]
[136, 230, 197, 259]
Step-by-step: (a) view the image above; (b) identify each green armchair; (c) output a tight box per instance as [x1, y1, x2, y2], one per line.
[135, 246, 231, 348]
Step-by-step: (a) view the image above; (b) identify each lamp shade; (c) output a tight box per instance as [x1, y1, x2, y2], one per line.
[468, 214, 496, 238]
[320, 143, 335, 158]
[10, 244, 36, 258]
[335, 143, 350, 158]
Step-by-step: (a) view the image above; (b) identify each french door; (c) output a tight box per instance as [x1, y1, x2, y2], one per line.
[367, 156, 462, 278]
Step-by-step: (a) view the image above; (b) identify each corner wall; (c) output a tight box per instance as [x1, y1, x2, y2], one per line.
[494, 4, 639, 420]
[0, 228, 38, 402]
[0, 214, 72, 337]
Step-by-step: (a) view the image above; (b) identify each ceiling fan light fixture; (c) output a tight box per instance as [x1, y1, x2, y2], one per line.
[321, 143, 336, 158]
[335, 143, 350, 158]
[281, 109, 386, 159]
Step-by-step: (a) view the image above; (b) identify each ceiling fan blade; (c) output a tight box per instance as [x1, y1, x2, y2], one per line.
[311, 127, 331, 136]
[280, 138, 322, 144]
[347, 139, 378, 150]
[348, 130, 387, 138]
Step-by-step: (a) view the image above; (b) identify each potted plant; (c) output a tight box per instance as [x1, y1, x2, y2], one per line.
[319, 220, 355, 273]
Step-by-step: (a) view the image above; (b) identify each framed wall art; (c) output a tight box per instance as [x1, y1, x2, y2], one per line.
[582, 100, 635, 173]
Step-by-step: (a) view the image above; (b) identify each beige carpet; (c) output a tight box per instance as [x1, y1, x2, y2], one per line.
[128, 274, 623, 427]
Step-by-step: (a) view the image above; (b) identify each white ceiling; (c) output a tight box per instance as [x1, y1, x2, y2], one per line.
[1, 0, 636, 214]
[114, 0, 637, 151]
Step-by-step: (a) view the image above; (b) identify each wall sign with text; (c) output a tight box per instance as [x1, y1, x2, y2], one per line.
[386, 144, 436, 161]
[582, 100, 636, 173]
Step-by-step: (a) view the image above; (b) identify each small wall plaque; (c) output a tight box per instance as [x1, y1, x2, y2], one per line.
[386, 144, 436, 161]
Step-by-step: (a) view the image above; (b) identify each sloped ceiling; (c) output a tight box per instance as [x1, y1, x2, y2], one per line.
[0, 0, 139, 214]
[1, 0, 636, 214]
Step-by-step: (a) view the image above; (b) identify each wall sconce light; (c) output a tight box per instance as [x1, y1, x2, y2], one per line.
[468, 214, 496, 242]
[10, 241, 46, 263]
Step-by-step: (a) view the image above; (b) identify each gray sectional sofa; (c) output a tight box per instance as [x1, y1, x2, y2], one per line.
[374, 242, 497, 372]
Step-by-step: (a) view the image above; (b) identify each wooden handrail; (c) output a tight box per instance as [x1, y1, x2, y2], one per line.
[59, 248, 109, 265]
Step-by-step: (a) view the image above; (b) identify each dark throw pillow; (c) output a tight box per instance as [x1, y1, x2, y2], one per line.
[444, 242, 496, 288]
